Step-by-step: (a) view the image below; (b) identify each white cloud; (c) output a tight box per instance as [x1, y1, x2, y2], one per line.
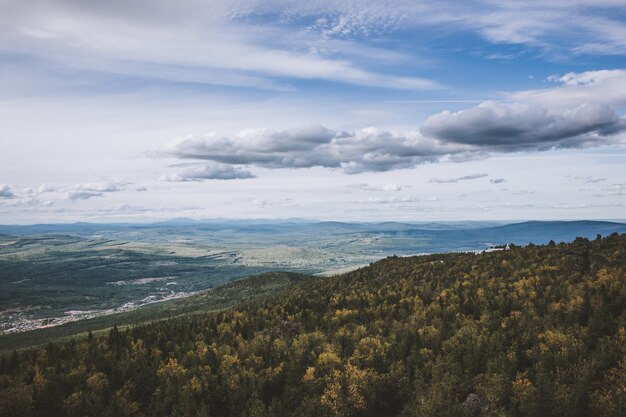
[428, 174, 488, 184]
[63, 181, 131, 201]
[353, 183, 404, 191]
[68, 182, 129, 192]
[249, 0, 626, 55]
[356, 196, 420, 204]
[0, 0, 440, 91]
[512, 70, 626, 108]
[382, 183, 402, 191]
[0, 196, 54, 208]
[3, 0, 623, 104]
[37, 184, 55, 193]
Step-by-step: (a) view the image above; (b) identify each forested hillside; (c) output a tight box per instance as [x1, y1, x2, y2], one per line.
[1, 234, 625, 417]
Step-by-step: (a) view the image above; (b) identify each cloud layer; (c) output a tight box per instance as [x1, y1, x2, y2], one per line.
[162, 125, 463, 174]
[162, 71, 626, 176]
[0, 0, 442, 92]
[2, 0, 625, 99]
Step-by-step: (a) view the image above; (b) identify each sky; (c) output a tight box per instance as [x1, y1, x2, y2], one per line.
[1, 0, 625, 223]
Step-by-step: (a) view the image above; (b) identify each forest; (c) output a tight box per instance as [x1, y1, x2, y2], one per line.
[0, 234, 624, 417]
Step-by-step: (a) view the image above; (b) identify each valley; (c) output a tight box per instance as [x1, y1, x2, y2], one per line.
[1, 220, 625, 340]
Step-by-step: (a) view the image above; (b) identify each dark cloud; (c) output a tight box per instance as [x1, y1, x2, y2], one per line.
[420, 101, 626, 150]
[429, 173, 488, 184]
[490, 178, 506, 184]
[0, 184, 16, 199]
[162, 164, 255, 181]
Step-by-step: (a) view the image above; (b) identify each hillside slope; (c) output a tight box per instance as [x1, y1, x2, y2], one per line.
[0, 271, 311, 353]
[1, 234, 625, 417]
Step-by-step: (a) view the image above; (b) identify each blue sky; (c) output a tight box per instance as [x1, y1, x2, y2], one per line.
[0, 0, 625, 223]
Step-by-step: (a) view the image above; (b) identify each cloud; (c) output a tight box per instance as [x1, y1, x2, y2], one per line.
[252, 0, 626, 56]
[513, 70, 626, 108]
[552, 70, 623, 87]
[570, 175, 606, 184]
[382, 183, 402, 191]
[420, 101, 626, 150]
[66, 191, 103, 201]
[37, 184, 55, 193]
[0, 181, 135, 203]
[252, 198, 294, 207]
[356, 196, 421, 204]
[0, 196, 54, 209]
[0, 0, 624, 113]
[156, 69, 626, 176]
[63, 181, 130, 201]
[460, 2, 626, 56]
[162, 164, 255, 181]
[0, 184, 16, 199]
[99, 204, 153, 213]
[428, 173, 488, 184]
[257, 1, 623, 41]
[5, 0, 624, 102]
[162, 125, 464, 174]
[601, 184, 626, 196]
[353, 183, 404, 191]
[0, 0, 441, 92]
[490, 178, 506, 184]
[68, 182, 129, 193]
[162, 103, 625, 174]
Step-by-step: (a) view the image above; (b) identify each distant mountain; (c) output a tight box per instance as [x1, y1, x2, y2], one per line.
[1, 219, 624, 237]
[2, 220, 625, 257]
[467, 220, 626, 244]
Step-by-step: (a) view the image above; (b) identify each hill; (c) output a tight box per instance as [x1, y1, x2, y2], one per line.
[1, 234, 625, 417]
[0, 271, 311, 353]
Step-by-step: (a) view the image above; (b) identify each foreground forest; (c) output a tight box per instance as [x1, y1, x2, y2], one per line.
[1, 234, 625, 417]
